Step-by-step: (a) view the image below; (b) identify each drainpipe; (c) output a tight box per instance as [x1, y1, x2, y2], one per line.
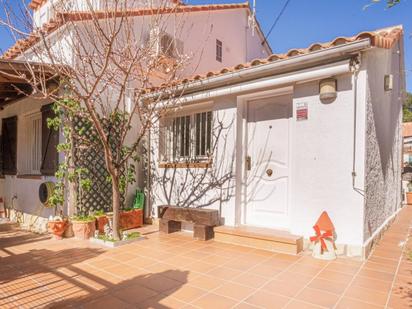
[350, 55, 361, 188]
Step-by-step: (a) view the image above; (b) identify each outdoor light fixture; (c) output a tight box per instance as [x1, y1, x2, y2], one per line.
[319, 78, 337, 102]
[384, 74, 393, 91]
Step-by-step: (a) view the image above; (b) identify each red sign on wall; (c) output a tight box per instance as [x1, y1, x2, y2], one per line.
[296, 103, 308, 121]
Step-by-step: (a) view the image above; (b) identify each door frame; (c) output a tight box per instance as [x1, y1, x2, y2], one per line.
[234, 86, 294, 229]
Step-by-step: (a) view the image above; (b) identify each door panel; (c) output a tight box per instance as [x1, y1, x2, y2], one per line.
[245, 95, 292, 229]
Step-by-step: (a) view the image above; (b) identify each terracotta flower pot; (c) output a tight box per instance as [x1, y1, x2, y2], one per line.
[95, 215, 109, 234]
[120, 209, 143, 230]
[48, 220, 67, 240]
[72, 220, 96, 240]
[407, 192, 412, 205]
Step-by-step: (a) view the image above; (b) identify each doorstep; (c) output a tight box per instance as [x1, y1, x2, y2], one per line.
[214, 225, 303, 255]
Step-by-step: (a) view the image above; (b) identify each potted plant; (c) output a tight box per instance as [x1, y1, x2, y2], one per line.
[94, 210, 108, 234]
[407, 181, 412, 205]
[120, 208, 143, 230]
[71, 215, 96, 240]
[47, 215, 67, 240]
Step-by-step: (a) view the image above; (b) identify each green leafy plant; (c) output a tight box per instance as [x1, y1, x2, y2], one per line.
[93, 210, 106, 217]
[97, 231, 140, 242]
[71, 214, 96, 222]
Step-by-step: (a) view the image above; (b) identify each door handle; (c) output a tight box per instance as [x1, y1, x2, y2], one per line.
[246, 156, 251, 171]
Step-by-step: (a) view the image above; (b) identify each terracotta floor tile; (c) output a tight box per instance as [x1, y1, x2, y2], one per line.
[164, 284, 206, 302]
[335, 297, 384, 309]
[200, 254, 232, 265]
[316, 269, 354, 284]
[295, 287, 340, 308]
[262, 279, 306, 297]
[124, 256, 157, 268]
[161, 268, 199, 283]
[344, 285, 389, 306]
[284, 300, 324, 309]
[248, 263, 284, 278]
[368, 255, 399, 265]
[325, 262, 360, 275]
[192, 292, 238, 309]
[111, 284, 158, 304]
[232, 272, 270, 288]
[233, 302, 262, 309]
[186, 261, 216, 273]
[387, 294, 412, 309]
[308, 277, 349, 295]
[213, 282, 256, 301]
[188, 274, 225, 290]
[82, 295, 132, 309]
[222, 257, 262, 271]
[296, 256, 329, 268]
[357, 268, 395, 282]
[138, 274, 183, 293]
[363, 261, 398, 273]
[137, 293, 187, 309]
[275, 271, 314, 285]
[109, 264, 146, 279]
[206, 266, 242, 280]
[244, 290, 290, 308]
[351, 275, 393, 293]
[288, 263, 323, 276]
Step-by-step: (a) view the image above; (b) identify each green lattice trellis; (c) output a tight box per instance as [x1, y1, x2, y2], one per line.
[73, 116, 125, 214]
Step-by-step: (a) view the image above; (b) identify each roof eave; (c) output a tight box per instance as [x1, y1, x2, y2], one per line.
[148, 38, 371, 100]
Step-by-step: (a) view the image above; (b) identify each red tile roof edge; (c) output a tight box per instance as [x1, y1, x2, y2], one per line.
[29, 0, 184, 11]
[2, 3, 250, 60]
[148, 25, 403, 92]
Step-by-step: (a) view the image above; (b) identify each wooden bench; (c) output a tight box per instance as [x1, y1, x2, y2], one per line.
[158, 206, 220, 240]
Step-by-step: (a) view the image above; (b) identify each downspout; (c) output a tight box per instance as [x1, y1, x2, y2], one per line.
[146, 127, 152, 223]
[350, 55, 361, 189]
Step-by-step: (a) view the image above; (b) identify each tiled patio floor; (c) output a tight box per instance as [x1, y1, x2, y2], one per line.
[1, 206, 412, 309]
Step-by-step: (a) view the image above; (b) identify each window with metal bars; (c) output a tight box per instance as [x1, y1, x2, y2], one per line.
[161, 111, 212, 162]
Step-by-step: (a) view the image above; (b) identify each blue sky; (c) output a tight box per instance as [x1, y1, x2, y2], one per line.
[1, 0, 411, 91]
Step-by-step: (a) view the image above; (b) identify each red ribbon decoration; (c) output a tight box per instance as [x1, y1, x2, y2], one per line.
[310, 225, 333, 253]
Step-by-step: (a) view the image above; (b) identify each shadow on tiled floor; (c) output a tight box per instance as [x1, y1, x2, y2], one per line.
[1, 205, 412, 308]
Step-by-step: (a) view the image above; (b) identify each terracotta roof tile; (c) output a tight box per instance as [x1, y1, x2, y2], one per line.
[29, 0, 184, 11]
[146, 25, 402, 91]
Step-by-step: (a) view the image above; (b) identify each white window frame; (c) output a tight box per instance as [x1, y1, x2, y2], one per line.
[160, 110, 213, 163]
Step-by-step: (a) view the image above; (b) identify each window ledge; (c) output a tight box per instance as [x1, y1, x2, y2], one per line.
[17, 174, 43, 180]
[159, 161, 212, 169]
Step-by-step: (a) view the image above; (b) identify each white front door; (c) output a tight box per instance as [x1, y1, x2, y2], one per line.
[244, 94, 292, 229]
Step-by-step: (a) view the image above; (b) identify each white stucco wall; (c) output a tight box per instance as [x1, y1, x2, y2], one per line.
[0, 96, 58, 232]
[289, 72, 367, 248]
[363, 43, 403, 242]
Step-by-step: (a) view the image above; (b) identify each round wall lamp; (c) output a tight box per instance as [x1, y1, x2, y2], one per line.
[319, 78, 337, 103]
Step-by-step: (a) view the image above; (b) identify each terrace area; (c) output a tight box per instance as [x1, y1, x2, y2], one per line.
[1, 206, 412, 309]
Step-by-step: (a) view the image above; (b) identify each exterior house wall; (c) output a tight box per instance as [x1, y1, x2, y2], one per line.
[150, 68, 369, 251]
[363, 43, 403, 245]
[289, 71, 367, 252]
[150, 97, 238, 226]
[5, 6, 268, 228]
[0, 97, 57, 232]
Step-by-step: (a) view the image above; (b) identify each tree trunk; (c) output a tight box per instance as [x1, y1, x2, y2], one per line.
[111, 175, 121, 240]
